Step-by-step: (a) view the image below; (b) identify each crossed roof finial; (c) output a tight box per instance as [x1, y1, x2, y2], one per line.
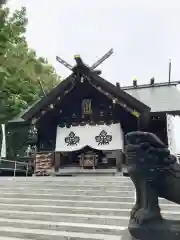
[56, 48, 113, 73]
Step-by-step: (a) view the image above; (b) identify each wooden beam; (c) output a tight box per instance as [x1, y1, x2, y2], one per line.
[34, 82, 76, 123]
[138, 112, 150, 131]
[91, 82, 140, 118]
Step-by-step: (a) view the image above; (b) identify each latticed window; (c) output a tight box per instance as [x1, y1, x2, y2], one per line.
[82, 99, 92, 115]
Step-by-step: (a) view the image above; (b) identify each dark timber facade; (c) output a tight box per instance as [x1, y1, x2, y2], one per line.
[7, 56, 180, 175]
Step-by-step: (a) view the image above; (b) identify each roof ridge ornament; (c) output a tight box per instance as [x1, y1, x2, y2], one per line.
[56, 48, 113, 74]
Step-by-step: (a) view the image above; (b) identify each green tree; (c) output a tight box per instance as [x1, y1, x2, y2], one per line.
[0, 0, 6, 7]
[0, 6, 61, 123]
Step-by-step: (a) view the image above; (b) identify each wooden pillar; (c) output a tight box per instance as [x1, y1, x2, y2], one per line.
[36, 127, 40, 151]
[54, 152, 61, 172]
[116, 150, 124, 172]
[138, 112, 150, 131]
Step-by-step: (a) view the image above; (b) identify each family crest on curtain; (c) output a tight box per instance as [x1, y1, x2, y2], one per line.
[55, 123, 124, 152]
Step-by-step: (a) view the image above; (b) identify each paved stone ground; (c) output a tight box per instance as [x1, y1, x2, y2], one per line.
[0, 176, 179, 239]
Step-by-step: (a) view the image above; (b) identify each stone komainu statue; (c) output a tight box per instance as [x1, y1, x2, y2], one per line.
[125, 131, 180, 239]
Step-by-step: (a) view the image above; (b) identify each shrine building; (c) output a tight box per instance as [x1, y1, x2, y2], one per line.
[6, 55, 180, 175]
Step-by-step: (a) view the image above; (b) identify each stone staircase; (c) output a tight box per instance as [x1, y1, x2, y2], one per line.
[0, 176, 179, 239]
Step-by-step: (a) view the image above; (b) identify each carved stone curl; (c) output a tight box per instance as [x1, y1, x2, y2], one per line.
[125, 131, 180, 240]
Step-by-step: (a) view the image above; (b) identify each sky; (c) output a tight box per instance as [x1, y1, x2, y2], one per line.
[7, 0, 180, 86]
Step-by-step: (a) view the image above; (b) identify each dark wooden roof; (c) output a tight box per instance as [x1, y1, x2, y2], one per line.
[22, 58, 150, 121]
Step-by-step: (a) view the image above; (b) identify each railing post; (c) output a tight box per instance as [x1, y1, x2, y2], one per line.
[13, 161, 17, 177]
[26, 163, 28, 177]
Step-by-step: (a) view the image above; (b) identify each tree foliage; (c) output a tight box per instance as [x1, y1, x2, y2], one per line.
[0, 6, 61, 123]
[0, 0, 6, 7]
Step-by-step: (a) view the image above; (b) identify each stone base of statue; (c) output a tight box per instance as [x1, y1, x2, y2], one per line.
[125, 131, 180, 240]
[121, 229, 138, 240]
[129, 219, 180, 240]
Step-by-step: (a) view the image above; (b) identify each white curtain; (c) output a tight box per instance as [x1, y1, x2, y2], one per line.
[55, 123, 124, 152]
[0, 124, 6, 158]
[173, 115, 180, 154]
[166, 114, 180, 155]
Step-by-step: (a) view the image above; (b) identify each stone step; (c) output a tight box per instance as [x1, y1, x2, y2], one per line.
[0, 183, 134, 188]
[0, 208, 179, 225]
[0, 176, 179, 239]
[0, 204, 131, 216]
[0, 189, 135, 197]
[0, 177, 132, 182]
[0, 202, 179, 219]
[55, 168, 118, 175]
[0, 237, 35, 240]
[0, 176, 130, 181]
[1, 176, 130, 182]
[0, 211, 129, 226]
[0, 197, 136, 209]
[0, 217, 127, 236]
[0, 192, 176, 205]
[0, 185, 134, 191]
[0, 227, 124, 240]
[0, 192, 135, 202]
[0, 196, 178, 209]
